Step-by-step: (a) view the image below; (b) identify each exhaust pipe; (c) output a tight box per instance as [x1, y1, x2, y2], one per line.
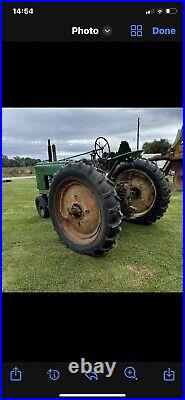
[48, 139, 52, 162]
[52, 144, 57, 161]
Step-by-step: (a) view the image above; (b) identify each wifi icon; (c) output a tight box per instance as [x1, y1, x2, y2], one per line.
[157, 9, 163, 14]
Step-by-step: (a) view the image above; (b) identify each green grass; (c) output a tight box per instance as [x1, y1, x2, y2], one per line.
[3, 178, 182, 293]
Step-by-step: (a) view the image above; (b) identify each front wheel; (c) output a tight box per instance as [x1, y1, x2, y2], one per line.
[112, 158, 171, 224]
[35, 195, 50, 219]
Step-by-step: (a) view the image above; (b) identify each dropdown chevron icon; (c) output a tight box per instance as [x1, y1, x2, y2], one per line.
[102, 26, 112, 36]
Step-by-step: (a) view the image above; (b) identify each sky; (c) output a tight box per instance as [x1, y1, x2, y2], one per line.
[2, 108, 182, 159]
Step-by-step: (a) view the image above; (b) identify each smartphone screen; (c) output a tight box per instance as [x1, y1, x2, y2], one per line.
[2, 2, 183, 398]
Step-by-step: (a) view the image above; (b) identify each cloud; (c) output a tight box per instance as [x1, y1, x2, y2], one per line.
[2, 108, 182, 159]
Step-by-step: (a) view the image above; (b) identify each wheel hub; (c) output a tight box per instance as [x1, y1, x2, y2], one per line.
[131, 186, 141, 199]
[68, 203, 84, 219]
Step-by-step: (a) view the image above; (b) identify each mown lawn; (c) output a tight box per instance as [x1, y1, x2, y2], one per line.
[3, 178, 182, 292]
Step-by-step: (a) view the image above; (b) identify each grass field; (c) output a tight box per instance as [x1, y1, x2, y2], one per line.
[3, 178, 182, 293]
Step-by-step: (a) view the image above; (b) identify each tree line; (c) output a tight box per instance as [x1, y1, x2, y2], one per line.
[2, 155, 41, 168]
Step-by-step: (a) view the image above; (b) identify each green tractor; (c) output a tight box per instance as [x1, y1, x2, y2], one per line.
[35, 137, 170, 256]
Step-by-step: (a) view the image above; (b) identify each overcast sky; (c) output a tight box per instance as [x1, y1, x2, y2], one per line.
[2, 108, 182, 159]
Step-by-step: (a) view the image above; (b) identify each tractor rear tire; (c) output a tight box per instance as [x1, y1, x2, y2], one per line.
[48, 161, 122, 256]
[35, 195, 50, 219]
[113, 158, 171, 224]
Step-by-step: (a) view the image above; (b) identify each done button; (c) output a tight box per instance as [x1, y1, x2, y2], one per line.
[152, 26, 176, 35]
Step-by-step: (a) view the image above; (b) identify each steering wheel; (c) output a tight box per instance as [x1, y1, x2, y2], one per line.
[94, 137, 111, 160]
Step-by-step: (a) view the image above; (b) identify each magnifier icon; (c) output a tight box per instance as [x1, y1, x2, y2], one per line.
[124, 366, 138, 380]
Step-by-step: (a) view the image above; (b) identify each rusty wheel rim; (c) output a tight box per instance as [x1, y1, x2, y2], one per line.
[54, 179, 101, 245]
[116, 169, 156, 217]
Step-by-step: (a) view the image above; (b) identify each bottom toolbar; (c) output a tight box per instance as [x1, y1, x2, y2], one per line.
[3, 362, 182, 398]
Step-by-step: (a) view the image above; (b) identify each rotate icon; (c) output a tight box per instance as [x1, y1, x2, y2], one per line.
[84, 372, 99, 381]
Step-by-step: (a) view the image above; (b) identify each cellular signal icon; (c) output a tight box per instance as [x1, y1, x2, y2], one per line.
[146, 9, 154, 15]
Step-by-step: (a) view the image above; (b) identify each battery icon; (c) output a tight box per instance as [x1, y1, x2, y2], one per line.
[166, 8, 178, 14]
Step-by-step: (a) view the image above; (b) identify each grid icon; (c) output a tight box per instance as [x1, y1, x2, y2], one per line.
[130, 25, 143, 37]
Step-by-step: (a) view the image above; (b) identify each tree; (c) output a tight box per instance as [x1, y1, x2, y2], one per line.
[2, 155, 9, 167]
[21, 157, 26, 166]
[13, 156, 22, 167]
[143, 139, 171, 154]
